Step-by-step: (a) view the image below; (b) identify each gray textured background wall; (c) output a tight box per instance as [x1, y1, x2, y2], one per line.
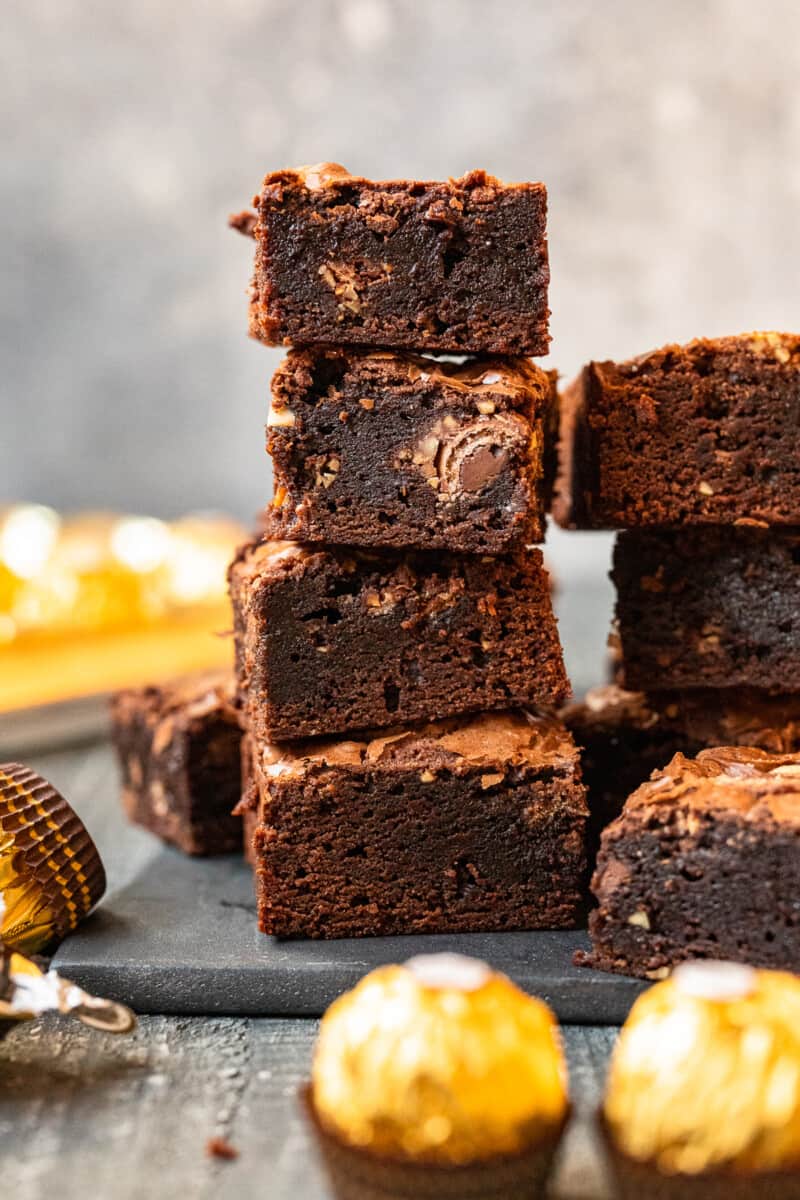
[3, 0, 800, 589]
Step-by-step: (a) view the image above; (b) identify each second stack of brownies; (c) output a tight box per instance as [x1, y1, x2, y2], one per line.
[556, 331, 800, 839]
[230, 164, 588, 939]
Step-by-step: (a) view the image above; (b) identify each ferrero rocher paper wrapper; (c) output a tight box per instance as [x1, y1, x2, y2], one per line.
[0, 938, 135, 1039]
[603, 961, 800, 1185]
[309, 953, 567, 1200]
[0, 762, 106, 954]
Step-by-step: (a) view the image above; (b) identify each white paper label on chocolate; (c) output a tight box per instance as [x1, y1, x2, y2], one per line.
[672, 960, 757, 1001]
[405, 953, 491, 992]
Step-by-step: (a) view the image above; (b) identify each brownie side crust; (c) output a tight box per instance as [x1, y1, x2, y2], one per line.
[110, 672, 242, 855]
[265, 348, 557, 552]
[554, 332, 800, 529]
[243, 164, 550, 355]
[249, 711, 588, 939]
[583, 747, 800, 978]
[229, 539, 569, 741]
[612, 527, 800, 692]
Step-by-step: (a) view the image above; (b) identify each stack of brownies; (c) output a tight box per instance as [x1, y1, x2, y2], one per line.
[555, 331, 800, 974]
[228, 164, 589, 938]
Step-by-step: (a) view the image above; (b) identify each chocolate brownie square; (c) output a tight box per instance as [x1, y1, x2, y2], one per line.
[583, 747, 800, 978]
[234, 164, 550, 355]
[264, 348, 558, 553]
[229, 539, 569, 741]
[554, 333, 800, 529]
[612, 528, 800, 692]
[111, 672, 242, 855]
[246, 711, 587, 938]
[563, 685, 800, 850]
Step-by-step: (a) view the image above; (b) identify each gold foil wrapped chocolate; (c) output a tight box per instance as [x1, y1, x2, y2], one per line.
[0, 505, 245, 711]
[311, 953, 568, 1166]
[0, 936, 135, 1039]
[604, 961, 800, 1176]
[0, 763, 105, 955]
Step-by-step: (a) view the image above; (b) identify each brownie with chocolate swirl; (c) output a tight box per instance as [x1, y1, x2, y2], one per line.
[262, 347, 557, 553]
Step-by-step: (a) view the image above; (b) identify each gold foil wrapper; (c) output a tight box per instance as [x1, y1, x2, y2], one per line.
[604, 962, 800, 1176]
[0, 763, 106, 955]
[0, 942, 135, 1038]
[311, 954, 568, 1166]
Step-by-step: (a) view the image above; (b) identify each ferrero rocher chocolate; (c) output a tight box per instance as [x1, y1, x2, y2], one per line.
[311, 953, 568, 1166]
[604, 961, 800, 1176]
[0, 936, 135, 1039]
[0, 763, 106, 955]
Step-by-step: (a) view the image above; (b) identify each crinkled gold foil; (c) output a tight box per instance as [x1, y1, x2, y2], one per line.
[311, 955, 568, 1165]
[604, 963, 800, 1175]
[0, 763, 106, 955]
[0, 941, 135, 1037]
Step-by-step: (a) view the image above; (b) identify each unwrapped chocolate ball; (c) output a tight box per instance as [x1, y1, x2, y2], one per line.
[308, 953, 568, 1198]
[0, 762, 106, 954]
[603, 960, 800, 1191]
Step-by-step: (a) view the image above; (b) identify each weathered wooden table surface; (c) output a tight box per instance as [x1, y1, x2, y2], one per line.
[0, 740, 619, 1199]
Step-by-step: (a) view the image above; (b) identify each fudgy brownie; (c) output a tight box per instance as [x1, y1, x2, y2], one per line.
[264, 348, 558, 552]
[582, 747, 800, 978]
[234, 164, 550, 355]
[111, 672, 242, 855]
[554, 332, 800, 529]
[243, 710, 587, 938]
[229, 539, 568, 741]
[613, 527, 800, 692]
[563, 684, 800, 848]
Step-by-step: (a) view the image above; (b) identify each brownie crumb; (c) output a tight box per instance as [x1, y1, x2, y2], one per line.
[206, 1136, 239, 1161]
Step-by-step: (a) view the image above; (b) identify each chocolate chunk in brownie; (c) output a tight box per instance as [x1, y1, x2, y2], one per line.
[583, 746, 800, 978]
[246, 710, 587, 938]
[110, 672, 242, 855]
[563, 685, 800, 852]
[612, 527, 800, 692]
[554, 332, 800, 529]
[238, 164, 550, 355]
[228, 539, 569, 742]
[264, 348, 558, 552]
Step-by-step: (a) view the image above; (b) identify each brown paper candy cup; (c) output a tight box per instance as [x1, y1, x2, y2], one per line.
[303, 1087, 565, 1200]
[597, 1113, 800, 1200]
[0, 762, 106, 954]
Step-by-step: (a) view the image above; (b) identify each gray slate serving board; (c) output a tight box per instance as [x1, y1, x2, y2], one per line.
[43, 566, 639, 1023]
[53, 847, 647, 1023]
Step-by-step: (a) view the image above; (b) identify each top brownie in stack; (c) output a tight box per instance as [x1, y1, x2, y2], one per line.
[555, 331, 800, 528]
[235, 163, 550, 355]
[264, 347, 557, 552]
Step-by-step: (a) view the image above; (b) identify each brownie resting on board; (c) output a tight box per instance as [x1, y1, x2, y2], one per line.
[243, 710, 588, 939]
[555, 332, 800, 529]
[236, 164, 550, 355]
[612, 527, 800, 692]
[111, 672, 242, 855]
[229, 539, 568, 741]
[582, 747, 800, 979]
[561, 684, 800, 845]
[265, 347, 557, 552]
